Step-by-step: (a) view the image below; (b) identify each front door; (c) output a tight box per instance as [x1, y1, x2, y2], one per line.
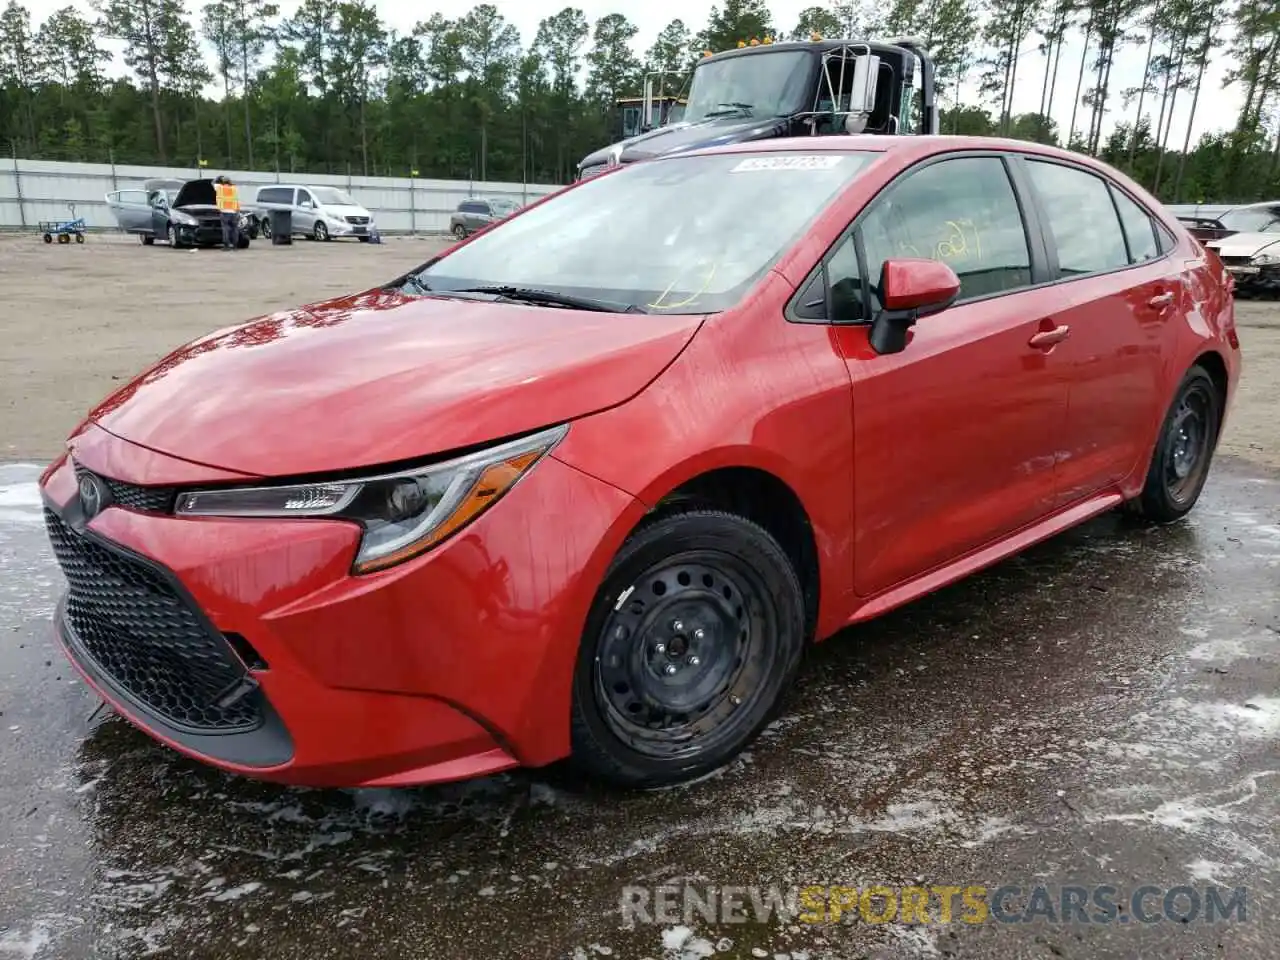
[835, 154, 1070, 596]
[149, 192, 171, 238]
[295, 189, 316, 232]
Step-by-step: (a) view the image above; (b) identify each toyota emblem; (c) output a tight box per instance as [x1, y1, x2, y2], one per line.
[78, 473, 108, 519]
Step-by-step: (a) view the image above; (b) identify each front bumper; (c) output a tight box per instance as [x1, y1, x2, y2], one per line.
[324, 219, 371, 238]
[40, 431, 642, 786]
[1222, 260, 1280, 290]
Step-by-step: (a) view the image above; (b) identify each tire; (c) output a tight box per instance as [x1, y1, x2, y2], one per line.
[42, 233, 52, 243]
[237, 233, 251, 249]
[1131, 365, 1223, 523]
[141, 234, 154, 246]
[260, 217, 272, 240]
[570, 509, 805, 788]
[166, 223, 182, 248]
[75, 233, 84, 244]
[358, 235, 371, 243]
[314, 220, 329, 242]
[452, 224, 467, 240]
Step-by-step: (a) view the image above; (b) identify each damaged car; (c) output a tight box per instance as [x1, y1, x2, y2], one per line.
[107, 178, 253, 249]
[1204, 217, 1280, 293]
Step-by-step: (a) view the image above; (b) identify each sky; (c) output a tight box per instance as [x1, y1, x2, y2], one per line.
[24, 0, 1243, 146]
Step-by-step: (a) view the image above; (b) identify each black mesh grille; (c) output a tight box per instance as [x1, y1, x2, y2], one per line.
[1220, 256, 1254, 267]
[74, 464, 175, 514]
[45, 509, 262, 733]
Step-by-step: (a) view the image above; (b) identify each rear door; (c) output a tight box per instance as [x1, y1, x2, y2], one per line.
[822, 153, 1071, 596]
[1017, 158, 1178, 505]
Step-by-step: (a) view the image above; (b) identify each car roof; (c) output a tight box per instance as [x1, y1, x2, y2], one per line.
[685, 134, 1098, 161]
[678, 135, 1140, 180]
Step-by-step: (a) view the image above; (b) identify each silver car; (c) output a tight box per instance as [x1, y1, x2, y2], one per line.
[105, 179, 182, 243]
[449, 197, 519, 239]
[251, 184, 377, 242]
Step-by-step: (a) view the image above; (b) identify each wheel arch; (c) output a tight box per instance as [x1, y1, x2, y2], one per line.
[1192, 349, 1230, 411]
[633, 459, 823, 642]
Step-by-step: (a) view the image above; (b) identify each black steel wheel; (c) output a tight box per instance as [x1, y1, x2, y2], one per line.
[1133, 365, 1222, 523]
[571, 509, 804, 787]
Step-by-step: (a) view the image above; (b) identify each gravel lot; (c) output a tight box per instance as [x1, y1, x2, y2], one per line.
[1, 230, 1279, 960]
[1, 230, 1277, 468]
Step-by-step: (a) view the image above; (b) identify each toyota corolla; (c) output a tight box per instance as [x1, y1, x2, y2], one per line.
[41, 136, 1240, 789]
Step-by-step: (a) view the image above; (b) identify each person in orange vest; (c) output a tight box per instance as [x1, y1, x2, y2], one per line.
[214, 175, 241, 250]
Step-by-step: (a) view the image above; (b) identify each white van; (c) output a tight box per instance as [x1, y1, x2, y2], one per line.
[250, 184, 376, 242]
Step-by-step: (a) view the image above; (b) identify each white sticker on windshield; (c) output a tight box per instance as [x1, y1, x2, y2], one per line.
[730, 155, 843, 172]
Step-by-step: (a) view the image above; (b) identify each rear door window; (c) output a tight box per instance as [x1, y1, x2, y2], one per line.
[1026, 160, 1129, 276]
[859, 155, 1032, 303]
[1110, 188, 1161, 263]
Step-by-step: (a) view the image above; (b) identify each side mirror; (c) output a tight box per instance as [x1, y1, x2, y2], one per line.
[868, 258, 960, 355]
[844, 54, 880, 134]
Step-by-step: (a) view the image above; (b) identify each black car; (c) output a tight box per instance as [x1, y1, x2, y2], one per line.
[120, 178, 253, 249]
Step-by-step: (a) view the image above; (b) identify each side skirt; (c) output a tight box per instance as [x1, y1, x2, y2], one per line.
[843, 490, 1125, 627]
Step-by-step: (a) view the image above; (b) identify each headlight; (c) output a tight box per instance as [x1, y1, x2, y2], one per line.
[1252, 251, 1280, 266]
[170, 211, 197, 225]
[174, 426, 567, 574]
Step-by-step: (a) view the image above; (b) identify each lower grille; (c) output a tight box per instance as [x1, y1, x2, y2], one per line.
[74, 464, 175, 514]
[1219, 255, 1253, 267]
[45, 509, 262, 733]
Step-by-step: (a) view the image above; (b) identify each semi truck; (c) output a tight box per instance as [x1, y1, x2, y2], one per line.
[577, 37, 939, 180]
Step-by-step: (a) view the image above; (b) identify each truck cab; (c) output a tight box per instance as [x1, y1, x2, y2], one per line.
[577, 38, 939, 181]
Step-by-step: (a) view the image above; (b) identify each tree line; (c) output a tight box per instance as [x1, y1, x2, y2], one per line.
[0, 0, 1278, 201]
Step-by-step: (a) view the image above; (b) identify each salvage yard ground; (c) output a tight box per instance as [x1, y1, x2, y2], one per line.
[1, 230, 1278, 467]
[1, 230, 1279, 960]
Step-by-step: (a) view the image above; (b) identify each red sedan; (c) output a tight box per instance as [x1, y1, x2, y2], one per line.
[41, 137, 1240, 789]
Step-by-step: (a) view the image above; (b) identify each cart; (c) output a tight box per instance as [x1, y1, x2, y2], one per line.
[39, 204, 86, 244]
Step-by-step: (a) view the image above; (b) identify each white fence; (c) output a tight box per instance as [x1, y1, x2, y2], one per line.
[0, 158, 562, 234]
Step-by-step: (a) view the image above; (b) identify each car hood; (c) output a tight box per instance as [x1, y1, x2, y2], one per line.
[323, 204, 371, 217]
[174, 178, 218, 208]
[87, 289, 703, 477]
[579, 115, 787, 169]
[1207, 232, 1280, 258]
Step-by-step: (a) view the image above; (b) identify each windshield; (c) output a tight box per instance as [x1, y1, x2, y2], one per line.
[413, 151, 871, 314]
[1219, 207, 1280, 233]
[311, 187, 358, 206]
[491, 199, 518, 215]
[682, 50, 813, 123]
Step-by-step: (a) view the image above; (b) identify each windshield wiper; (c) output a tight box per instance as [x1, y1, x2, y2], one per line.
[705, 101, 754, 117]
[451, 286, 648, 314]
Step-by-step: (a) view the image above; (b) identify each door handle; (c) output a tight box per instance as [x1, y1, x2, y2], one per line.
[1148, 291, 1175, 308]
[1028, 324, 1070, 349]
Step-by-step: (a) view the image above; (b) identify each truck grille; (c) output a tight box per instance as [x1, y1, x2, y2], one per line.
[345, 215, 370, 225]
[74, 464, 174, 514]
[45, 509, 262, 733]
[1218, 255, 1253, 268]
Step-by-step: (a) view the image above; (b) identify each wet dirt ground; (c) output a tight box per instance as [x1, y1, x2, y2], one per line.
[1, 232, 1279, 958]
